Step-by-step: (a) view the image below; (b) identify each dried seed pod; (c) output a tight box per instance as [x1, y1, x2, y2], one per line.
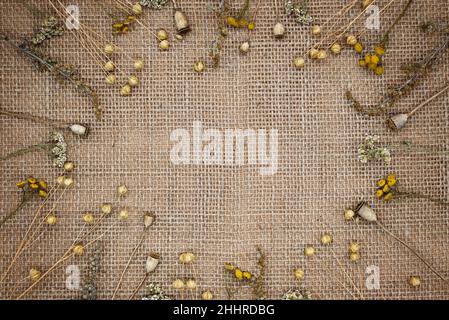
[317, 49, 327, 60]
[56, 175, 66, 185]
[304, 246, 315, 257]
[355, 201, 377, 222]
[344, 209, 355, 220]
[120, 84, 132, 96]
[101, 203, 113, 215]
[118, 209, 129, 220]
[173, 9, 190, 34]
[320, 233, 333, 245]
[179, 252, 195, 264]
[311, 25, 321, 36]
[293, 57, 305, 69]
[347, 35, 358, 46]
[46, 214, 57, 226]
[145, 252, 160, 273]
[104, 61, 115, 72]
[387, 113, 409, 130]
[331, 42, 342, 54]
[156, 29, 168, 41]
[83, 212, 94, 223]
[132, 3, 143, 15]
[201, 290, 213, 300]
[63, 177, 74, 187]
[349, 241, 360, 253]
[273, 22, 285, 38]
[309, 48, 319, 59]
[73, 244, 85, 256]
[186, 279, 197, 290]
[134, 59, 144, 71]
[104, 44, 115, 55]
[106, 74, 117, 85]
[294, 268, 305, 280]
[409, 275, 421, 287]
[159, 40, 169, 50]
[29, 268, 41, 282]
[64, 161, 75, 172]
[172, 279, 185, 289]
[193, 61, 204, 73]
[349, 252, 360, 262]
[117, 185, 128, 197]
[128, 75, 139, 87]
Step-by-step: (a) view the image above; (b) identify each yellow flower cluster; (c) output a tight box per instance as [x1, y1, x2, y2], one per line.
[112, 15, 137, 35]
[16, 177, 48, 198]
[226, 16, 255, 30]
[357, 44, 386, 76]
[224, 263, 253, 281]
[375, 174, 397, 201]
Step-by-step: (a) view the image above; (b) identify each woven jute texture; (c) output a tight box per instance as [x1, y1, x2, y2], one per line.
[0, 0, 448, 300]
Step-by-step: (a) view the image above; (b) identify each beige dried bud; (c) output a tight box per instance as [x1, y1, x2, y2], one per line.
[69, 124, 88, 136]
[179, 252, 195, 264]
[73, 244, 85, 256]
[409, 275, 421, 287]
[309, 48, 319, 59]
[186, 279, 197, 290]
[83, 213, 94, 224]
[106, 74, 117, 85]
[347, 35, 358, 46]
[294, 57, 305, 69]
[104, 61, 115, 72]
[118, 209, 129, 221]
[349, 252, 360, 262]
[117, 185, 128, 197]
[320, 233, 333, 245]
[120, 84, 132, 96]
[104, 44, 115, 55]
[132, 3, 143, 15]
[157, 29, 168, 41]
[344, 209, 355, 221]
[30, 268, 41, 282]
[239, 41, 250, 54]
[63, 161, 75, 172]
[173, 279, 185, 290]
[202, 290, 213, 300]
[349, 241, 360, 253]
[311, 25, 321, 36]
[331, 43, 342, 54]
[134, 59, 145, 71]
[294, 268, 305, 280]
[174, 9, 190, 34]
[46, 214, 57, 226]
[128, 75, 139, 87]
[101, 203, 113, 215]
[193, 61, 204, 73]
[56, 175, 66, 185]
[63, 177, 74, 187]
[159, 39, 169, 50]
[304, 246, 315, 257]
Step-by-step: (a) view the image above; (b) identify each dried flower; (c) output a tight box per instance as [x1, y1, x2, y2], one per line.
[104, 44, 115, 55]
[1, 177, 48, 227]
[311, 25, 321, 36]
[281, 289, 311, 300]
[159, 39, 169, 50]
[349, 241, 360, 253]
[63, 177, 74, 187]
[31, 16, 64, 46]
[134, 59, 145, 71]
[349, 252, 360, 262]
[142, 283, 171, 300]
[120, 85, 132, 96]
[239, 41, 250, 54]
[173, 9, 190, 34]
[358, 135, 391, 164]
[285, 0, 313, 25]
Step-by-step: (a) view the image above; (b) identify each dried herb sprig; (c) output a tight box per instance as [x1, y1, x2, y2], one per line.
[81, 241, 103, 300]
[358, 135, 391, 164]
[142, 283, 171, 300]
[281, 289, 311, 300]
[0, 132, 68, 168]
[252, 246, 267, 300]
[31, 16, 64, 46]
[1, 34, 101, 119]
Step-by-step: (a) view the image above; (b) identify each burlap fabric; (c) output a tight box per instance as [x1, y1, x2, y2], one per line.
[0, 0, 448, 300]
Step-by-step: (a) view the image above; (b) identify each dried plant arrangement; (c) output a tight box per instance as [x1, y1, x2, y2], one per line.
[48, 0, 146, 98]
[0, 169, 76, 286]
[81, 240, 104, 300]
[292, 0, 407, 70]
[345, 199, 448, 284]
[346, 33, 449, 117]
[9, 181, 130, 299]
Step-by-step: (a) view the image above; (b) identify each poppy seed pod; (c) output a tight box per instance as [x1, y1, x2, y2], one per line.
[144, 211, 155, 228]
[355, 201, 377, 222]
[387, 113, 409, 130]
[145, 252, 160, 273]
[173, 9, 190, 34]
[273, 22, 285, 38]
